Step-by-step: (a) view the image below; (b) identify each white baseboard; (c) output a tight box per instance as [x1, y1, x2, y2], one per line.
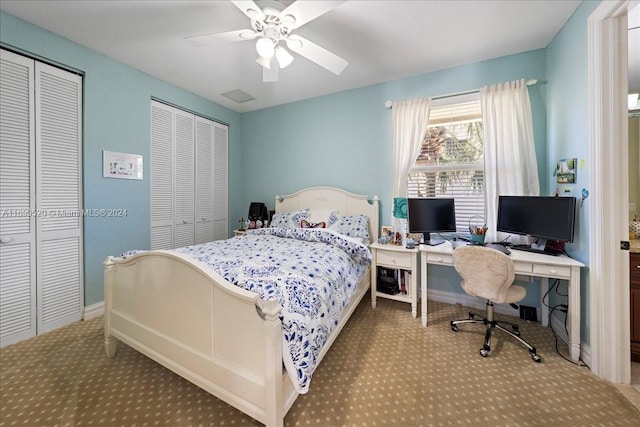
[83, 301, 104, 320]
[427, 289, 590, 366]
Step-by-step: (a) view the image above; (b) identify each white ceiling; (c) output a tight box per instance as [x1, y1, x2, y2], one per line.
[0, 0, 585, 113]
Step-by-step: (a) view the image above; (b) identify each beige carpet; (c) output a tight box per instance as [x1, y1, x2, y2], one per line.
[1, 297, 639, 426]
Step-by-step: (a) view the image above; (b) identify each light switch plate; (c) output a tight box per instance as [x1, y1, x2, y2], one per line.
[630, 202, 636, 212]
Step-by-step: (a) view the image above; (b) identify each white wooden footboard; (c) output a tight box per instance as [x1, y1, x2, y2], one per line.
[104, 250, 287, 426]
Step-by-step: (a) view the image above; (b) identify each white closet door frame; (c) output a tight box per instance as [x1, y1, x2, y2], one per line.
[0, 49, 37, 347]
[35, 60, 83, 334]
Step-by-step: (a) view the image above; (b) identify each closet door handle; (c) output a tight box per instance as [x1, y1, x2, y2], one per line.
[0, 236, 12, 244]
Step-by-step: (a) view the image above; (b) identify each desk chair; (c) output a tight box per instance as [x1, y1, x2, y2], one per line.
[450, 245, 541, 362]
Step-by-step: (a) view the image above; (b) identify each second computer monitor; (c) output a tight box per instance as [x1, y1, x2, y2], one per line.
[407, 198, 456, 246]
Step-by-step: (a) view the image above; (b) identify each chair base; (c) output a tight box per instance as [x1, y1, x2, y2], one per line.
[450, 302, 541, 363]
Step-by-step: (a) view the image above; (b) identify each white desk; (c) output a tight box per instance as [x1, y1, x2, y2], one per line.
[419, 242, 585, 362]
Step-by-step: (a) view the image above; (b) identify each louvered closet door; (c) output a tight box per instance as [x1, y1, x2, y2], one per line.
[212, 123, 228, 241]
[173, 110, 195, 247]
[150, 101, 174, 249]
[35, 61, 83, 334]
[194, 116, 213, 244]
[0, 50, 36, 347]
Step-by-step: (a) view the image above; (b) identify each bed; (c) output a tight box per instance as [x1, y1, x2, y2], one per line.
[104, 186, 379, 426]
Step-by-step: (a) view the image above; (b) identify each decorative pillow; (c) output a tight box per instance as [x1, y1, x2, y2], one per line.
[269, 209, 310, 229]
[328, 213, 371, 243]
[300, 219, 326, 228]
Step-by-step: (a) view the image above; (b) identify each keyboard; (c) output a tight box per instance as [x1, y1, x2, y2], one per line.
[486, 243, 511, 255]
[511, 245, 560, 256]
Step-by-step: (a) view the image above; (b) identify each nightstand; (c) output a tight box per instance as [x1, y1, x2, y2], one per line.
[233, 229, 246, 237]
[370, 242, 419, 318]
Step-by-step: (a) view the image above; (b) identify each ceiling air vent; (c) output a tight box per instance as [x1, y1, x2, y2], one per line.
[221, 89, 254, 103]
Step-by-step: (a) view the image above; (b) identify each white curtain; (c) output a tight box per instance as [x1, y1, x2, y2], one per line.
[481, 79, 540, 243]
[391, 97, 431, 236]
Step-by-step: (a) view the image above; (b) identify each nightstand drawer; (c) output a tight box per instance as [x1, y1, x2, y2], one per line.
[532, 263, 571, 278]
[376, 250, 413, 269]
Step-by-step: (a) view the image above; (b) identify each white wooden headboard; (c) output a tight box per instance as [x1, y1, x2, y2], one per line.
[274, 186, 380, 241]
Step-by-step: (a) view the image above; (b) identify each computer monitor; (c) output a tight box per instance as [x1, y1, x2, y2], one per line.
[496, 196, 576, 251]
[407, 198, 456, 246]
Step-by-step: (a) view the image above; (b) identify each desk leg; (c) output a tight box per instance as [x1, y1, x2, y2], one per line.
[411, 257, 418, 318]
[421, 254, 428, 326]
[371, 252, 377, 309]
[568, 267, 581, 362]
[540, 278, 549, 327]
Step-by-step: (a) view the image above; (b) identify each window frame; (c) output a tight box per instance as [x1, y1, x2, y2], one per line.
[407, 93, 485, 235]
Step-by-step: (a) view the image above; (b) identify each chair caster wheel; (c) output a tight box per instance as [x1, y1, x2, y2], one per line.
[512, 325, 521, 336]
[450, 322, 458, 332]
[479, 348, 489, 357]
[531, 352, 541, 363]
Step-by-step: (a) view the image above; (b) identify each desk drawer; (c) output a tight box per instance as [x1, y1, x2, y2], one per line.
[376, 250, 413, 269]
[532, 263, 571, 278]
[513, 262, 533, 275]
[425, 253, 453, 265]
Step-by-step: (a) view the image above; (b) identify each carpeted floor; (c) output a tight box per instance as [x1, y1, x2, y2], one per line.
[1, 297, 639, 426]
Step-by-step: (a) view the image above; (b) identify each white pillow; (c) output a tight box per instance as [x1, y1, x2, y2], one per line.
[308, 209, 338, 224]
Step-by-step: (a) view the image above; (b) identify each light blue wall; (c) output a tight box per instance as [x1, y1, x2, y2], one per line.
[0, 11, 243, 305]
[241, 49, 548, 308]
[241, 50, 549, 222]
[546, 0, 600, 346]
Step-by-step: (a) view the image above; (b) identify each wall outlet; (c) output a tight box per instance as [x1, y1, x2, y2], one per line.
[630, 202, 636, 212]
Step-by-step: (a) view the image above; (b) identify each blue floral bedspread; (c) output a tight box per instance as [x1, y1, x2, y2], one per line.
[169, 227, 370, 394]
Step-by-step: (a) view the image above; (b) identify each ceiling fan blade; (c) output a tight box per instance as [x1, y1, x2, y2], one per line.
[278, 1, 346, 29]
[231, 0, 265, 21]
[184, 29, 258, 46]
[286, 34, 348, 75]
[263, 59, 279, 82]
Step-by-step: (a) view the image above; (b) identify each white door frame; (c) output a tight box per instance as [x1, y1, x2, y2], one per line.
[588, 0, 632, 383]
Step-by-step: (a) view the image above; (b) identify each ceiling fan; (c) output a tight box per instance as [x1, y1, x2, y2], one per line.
[185, 0, 348, 82]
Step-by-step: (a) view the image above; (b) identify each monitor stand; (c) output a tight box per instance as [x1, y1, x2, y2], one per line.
[422, 232, 445, 246]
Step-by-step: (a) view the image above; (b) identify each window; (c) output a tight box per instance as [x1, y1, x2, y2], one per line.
[407, 94, 484, 233]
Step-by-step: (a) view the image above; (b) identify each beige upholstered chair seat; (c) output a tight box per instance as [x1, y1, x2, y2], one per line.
[502, 285, 527, 304]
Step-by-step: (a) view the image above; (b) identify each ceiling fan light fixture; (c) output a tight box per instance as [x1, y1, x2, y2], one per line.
[256, 37, 275, 59]
[256, 55, 272, 69]
[276, 46, 294, 68]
